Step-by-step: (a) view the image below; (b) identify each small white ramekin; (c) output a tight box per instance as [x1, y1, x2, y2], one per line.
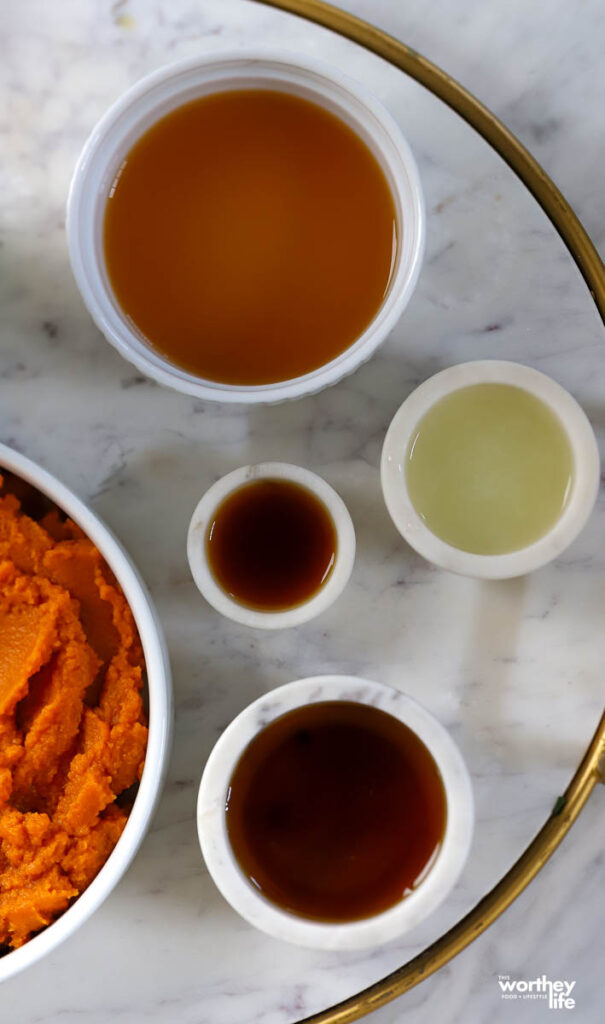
[187, 463, 355, 629]
[0, 442, 172, 983]
[197, 675, 473, 950]
[66, 50, 425, 404]
[381, 360, 600, 579]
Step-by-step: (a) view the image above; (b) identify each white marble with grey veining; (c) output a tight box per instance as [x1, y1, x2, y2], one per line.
[1, 1, 604, 1021]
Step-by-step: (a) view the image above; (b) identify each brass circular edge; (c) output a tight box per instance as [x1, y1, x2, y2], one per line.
[248, 2, 605, 1022]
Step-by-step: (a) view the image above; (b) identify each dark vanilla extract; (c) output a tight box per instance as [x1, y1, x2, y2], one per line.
[226, 701, 447, 921]
[206, 479, 337, 611]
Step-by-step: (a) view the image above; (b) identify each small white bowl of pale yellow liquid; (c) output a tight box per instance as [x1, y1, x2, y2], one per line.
[67, 51, 424, 404]
[381, 361, 600, 579]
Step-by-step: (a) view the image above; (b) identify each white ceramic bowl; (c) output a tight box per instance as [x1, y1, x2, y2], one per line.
[0, 442, 172, 982]
[67, 50, 425, 404]
[197, 675, 473, 950]
[381, 360, 600, 579]
[187, 462, 355, 629]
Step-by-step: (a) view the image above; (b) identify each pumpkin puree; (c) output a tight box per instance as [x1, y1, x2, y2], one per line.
[0, 473, 148, 950]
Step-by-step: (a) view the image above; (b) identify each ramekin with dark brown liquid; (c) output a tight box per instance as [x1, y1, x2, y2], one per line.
[197, 676, 473, 950]
[187, 463, 355, 629]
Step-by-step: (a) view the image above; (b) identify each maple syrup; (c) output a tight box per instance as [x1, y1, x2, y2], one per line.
[225, 701, 447, 921]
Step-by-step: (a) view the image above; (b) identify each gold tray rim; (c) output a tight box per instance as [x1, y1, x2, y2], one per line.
[250, 2, 605, 1021]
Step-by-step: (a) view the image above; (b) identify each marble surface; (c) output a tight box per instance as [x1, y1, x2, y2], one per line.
[1, 1, 604, 1021]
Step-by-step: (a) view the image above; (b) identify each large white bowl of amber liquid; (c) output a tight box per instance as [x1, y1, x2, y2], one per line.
[381, 360, 600, 579]
[67, 51, 424, 404]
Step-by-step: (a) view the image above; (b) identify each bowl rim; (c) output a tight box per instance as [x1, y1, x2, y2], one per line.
[66, 48, 425, 405]
[0, 441, 173, 982]
[187, 462, 356, 629]
[380, 360, 601, 579]
[197, 675, 474, 950]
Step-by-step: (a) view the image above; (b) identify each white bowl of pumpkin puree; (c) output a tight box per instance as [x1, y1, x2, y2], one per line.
[0, 442, 172, 982]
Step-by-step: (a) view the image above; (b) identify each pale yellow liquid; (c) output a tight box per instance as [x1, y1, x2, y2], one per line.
[405, 384, 574, 555]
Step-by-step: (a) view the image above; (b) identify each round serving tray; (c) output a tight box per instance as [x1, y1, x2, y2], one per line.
[2, 3, 604, 1022]
[252, 2, 605, 1021]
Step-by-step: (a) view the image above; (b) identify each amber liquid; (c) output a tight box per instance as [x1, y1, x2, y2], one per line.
[206, 479, 337, 611]
[103, 89, 397, 385]
[226, 702, 447, 922]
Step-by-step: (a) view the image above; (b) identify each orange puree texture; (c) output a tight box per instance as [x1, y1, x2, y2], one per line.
[0, 473, 148, 950]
